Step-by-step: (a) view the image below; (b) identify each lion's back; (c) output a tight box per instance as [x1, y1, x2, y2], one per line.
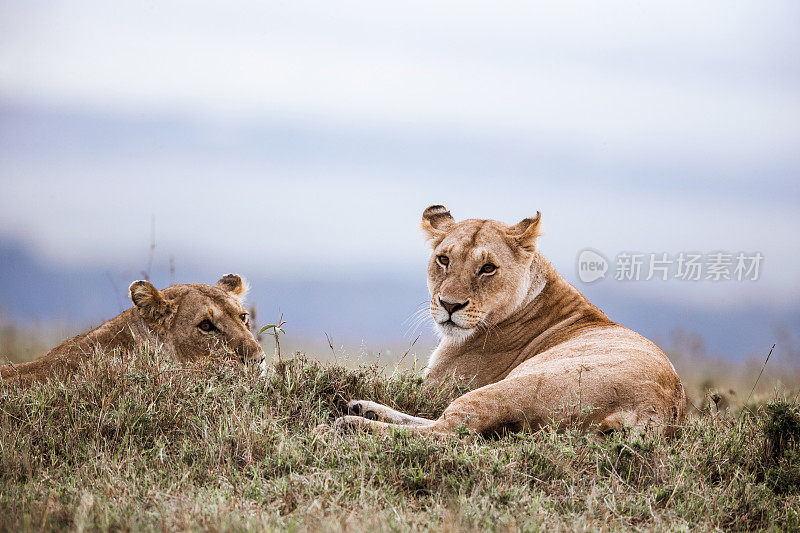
[511, 324, 687, 423]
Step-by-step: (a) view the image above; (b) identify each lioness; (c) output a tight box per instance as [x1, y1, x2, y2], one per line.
[0, 274, 265, 384]
[338, 206, 686, 436]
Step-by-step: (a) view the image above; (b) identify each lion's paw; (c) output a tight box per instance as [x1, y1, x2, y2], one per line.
[333, 415, 370, 433]
[346, 400, 379, 420]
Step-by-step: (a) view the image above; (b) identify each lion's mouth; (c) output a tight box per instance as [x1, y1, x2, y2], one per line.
[439, 319, 468, 329]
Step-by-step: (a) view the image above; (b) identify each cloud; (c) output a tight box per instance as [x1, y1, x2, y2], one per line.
[1, 1, 799, 162]
[1, 0, 799, 310]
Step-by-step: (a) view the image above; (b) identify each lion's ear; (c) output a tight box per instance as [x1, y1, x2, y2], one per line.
[508, 212, 542, 252]
[421, 205, 455, 246]
[216, 274, 249, 301]
[129, 280, 174, 323]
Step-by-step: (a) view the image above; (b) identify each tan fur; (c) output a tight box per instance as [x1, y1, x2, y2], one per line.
[1, 275, 264, 385]
[338, 206, 686, 437]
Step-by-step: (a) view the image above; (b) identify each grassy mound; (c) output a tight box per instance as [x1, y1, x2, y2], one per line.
[1, 346, 799, 531]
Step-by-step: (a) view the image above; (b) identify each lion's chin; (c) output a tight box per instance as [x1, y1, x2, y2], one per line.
[434, 321, 476, 346]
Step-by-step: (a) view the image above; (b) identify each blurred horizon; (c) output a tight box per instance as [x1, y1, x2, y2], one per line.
[1, 1, 799, 365]
[2, 236, 798, 366]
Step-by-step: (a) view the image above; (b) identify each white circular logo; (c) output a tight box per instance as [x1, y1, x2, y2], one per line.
[577, 249, 608, 283]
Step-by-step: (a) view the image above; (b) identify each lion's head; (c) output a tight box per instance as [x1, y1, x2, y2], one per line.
[421, 205, 545, 344]
[129, 274, 265, 365]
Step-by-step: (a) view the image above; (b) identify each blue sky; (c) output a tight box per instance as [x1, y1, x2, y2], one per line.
[1, 1, 799, 358]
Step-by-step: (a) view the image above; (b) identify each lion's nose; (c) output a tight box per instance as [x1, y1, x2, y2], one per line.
[439, 298, 468, 315]
[251, 348, 266, 363]
[241, 341, 265, 363]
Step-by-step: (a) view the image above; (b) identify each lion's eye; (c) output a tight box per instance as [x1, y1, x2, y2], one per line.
[239, 313, 248, 323]
[437, 255, 450, 266]
[198, 319, 218, 333]
[480, 263, 497, 274]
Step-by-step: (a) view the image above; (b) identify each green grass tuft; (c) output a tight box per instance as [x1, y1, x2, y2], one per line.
[1, 345, 799, 531]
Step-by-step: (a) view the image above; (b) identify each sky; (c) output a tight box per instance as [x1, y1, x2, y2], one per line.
[1, 1, 799, 359]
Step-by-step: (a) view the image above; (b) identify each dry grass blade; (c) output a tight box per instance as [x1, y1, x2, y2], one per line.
[746, 343, 776, 407]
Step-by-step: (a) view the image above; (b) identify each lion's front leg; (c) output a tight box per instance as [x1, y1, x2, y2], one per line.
[335, 415, 407, 435]
[334, 415, 456, 438]
[333, 401, 501, 438]
[346, 400, 434, 426]
[337, 378, 547, 438]
[337, 386, 514, 437]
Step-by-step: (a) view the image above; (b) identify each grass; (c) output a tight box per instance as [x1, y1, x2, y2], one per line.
[1, 344, 799, 532]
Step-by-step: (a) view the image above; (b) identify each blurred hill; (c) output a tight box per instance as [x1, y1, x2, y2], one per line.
[1, 238, 798, 364]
